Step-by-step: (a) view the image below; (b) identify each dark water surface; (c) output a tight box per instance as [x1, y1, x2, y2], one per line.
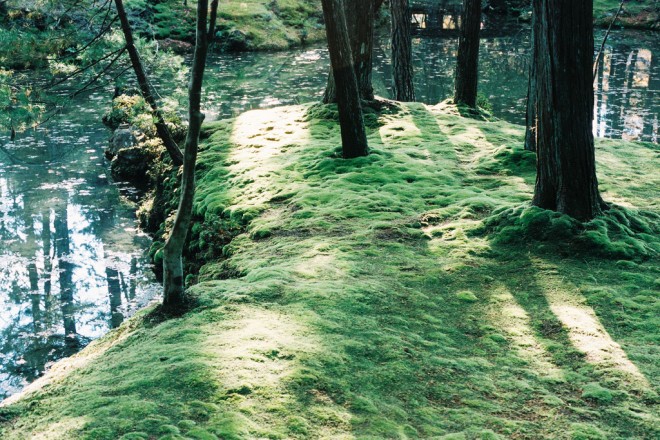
[0, 89, 160, 400]
[202, 27, 658, 143]
[0, 22, 657, 401]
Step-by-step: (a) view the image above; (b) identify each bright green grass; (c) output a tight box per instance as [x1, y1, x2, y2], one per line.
[1, 102, 658, 439]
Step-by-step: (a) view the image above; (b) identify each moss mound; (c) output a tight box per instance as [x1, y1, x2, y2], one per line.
[480, 205, 660, 260]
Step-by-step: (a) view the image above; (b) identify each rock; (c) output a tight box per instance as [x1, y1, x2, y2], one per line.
[159, 38, 193, 54]
[225, 29, 249, 52]
[106, 124, 137, 159]
[110, 145, 157, 188]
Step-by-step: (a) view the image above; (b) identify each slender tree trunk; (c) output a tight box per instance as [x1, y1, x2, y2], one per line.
[322, 0, 377, 103]
[162, 0, 218, 309]
[454, 0, 481, 107]
[390, 0, 415, 101]
[524, 7, 539, 151]
[532, 0, 602, 221]
[321, 0, 369, 158]
[114, 0, 184, 166]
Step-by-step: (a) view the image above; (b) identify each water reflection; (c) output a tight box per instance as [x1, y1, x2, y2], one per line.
[200, 27, 658, 144]
[0, 90, 160, 400]
[594, 39, 659, 143]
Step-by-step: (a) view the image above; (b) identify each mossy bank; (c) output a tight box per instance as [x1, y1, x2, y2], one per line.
[145, 0, 324, 51]
[593, 0, 660, 30]
[1, 102, 659, 439]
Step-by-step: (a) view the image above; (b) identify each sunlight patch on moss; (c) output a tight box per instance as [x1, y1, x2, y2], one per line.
[487, 287, 564, 379]
[532, 259, 649, 385]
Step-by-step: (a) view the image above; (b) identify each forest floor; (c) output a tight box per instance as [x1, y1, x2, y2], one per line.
[1, 102, 658, 439]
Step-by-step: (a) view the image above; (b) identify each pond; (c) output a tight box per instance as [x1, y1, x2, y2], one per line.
[0, 88, 160, 400]
[202, 25, 658, 144]
[0, 19, 657, 401]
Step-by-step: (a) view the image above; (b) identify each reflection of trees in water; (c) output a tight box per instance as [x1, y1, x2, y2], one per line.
[54, 197, 79, 350]
[594, 40, 658, 143]
[0, 122, 157, 397]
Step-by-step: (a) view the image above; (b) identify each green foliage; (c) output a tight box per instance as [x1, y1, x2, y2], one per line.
[0, 69, 43, 131]
[103, 94, 152, 130]
[103, 93, 185, 139]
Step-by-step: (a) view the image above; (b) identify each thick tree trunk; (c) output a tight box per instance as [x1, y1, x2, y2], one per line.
[321, 0, 369, 158]
[114, 0, 184, 166]
[524, 7, 539, 151]
[532, 0, 602, 221]
[162, 0, 218, 309]
[322, 0, 376, 103]
[390, 0, 415, 101]
[454, 0, 481, 107]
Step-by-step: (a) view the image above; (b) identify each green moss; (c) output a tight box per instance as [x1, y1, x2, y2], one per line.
[145, 0, 323, 50]
[570, 423, 608, 440]
[2, 103, 658, 439]
[479, 205, 659, 260]
[581, 382, 614, 404]
[593, 0, 659, 29]
[456, 291, 479, 302]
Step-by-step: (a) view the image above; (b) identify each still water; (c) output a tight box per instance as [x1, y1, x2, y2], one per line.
[0, 89, 160, 400]
[0, 22, 657, 401]
[202, 27, 658, 143]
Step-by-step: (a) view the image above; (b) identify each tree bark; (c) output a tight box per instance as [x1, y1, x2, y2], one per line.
[162, 0, 218, 309]
[114, 0, 184, 166]
[390, 0, 415, 101]
[454, 0, 481, 107]
[321, 0, 369, 158]
[532, 0, 602, 221]
[322, 0, 377, 103]
[524, 6, 538, 151]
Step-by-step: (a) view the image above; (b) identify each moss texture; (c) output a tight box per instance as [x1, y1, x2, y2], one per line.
[1, 103, 658, 439]
[148, 0, 324, 51]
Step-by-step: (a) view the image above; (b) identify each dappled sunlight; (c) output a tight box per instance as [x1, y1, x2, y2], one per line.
[549, 303, 647, 382]
[293, 244, 343, 279]
[432, 118, 533, 195]
[488, 287, 564, 379]
[377, 112, 422, 142]
[202, 305, 354, 438]
[31, 418, 88, 440]
[226, 105, 311, 208]
[532, 261, 649, 385]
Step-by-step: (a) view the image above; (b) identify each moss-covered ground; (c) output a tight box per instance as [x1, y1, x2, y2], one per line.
[593, 0, 659, 29]
[1, 102, 659, 439]
[139, 0, 324, 50]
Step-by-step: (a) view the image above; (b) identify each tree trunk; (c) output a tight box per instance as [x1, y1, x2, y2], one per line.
[532, 0, 602, 221]
[390, 0, 415, 101]
[454, 0, 481, 107]
[524, 7, 538, 151]
[321, 0, 369, 158]
[114, 0, 184, 166]
[322, 0, 376, 103]
[162, 0, 218, 310]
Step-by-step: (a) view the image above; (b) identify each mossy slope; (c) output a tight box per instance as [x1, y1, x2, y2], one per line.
[149, 0, 324, 50]
[1, 103, 658, 439]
